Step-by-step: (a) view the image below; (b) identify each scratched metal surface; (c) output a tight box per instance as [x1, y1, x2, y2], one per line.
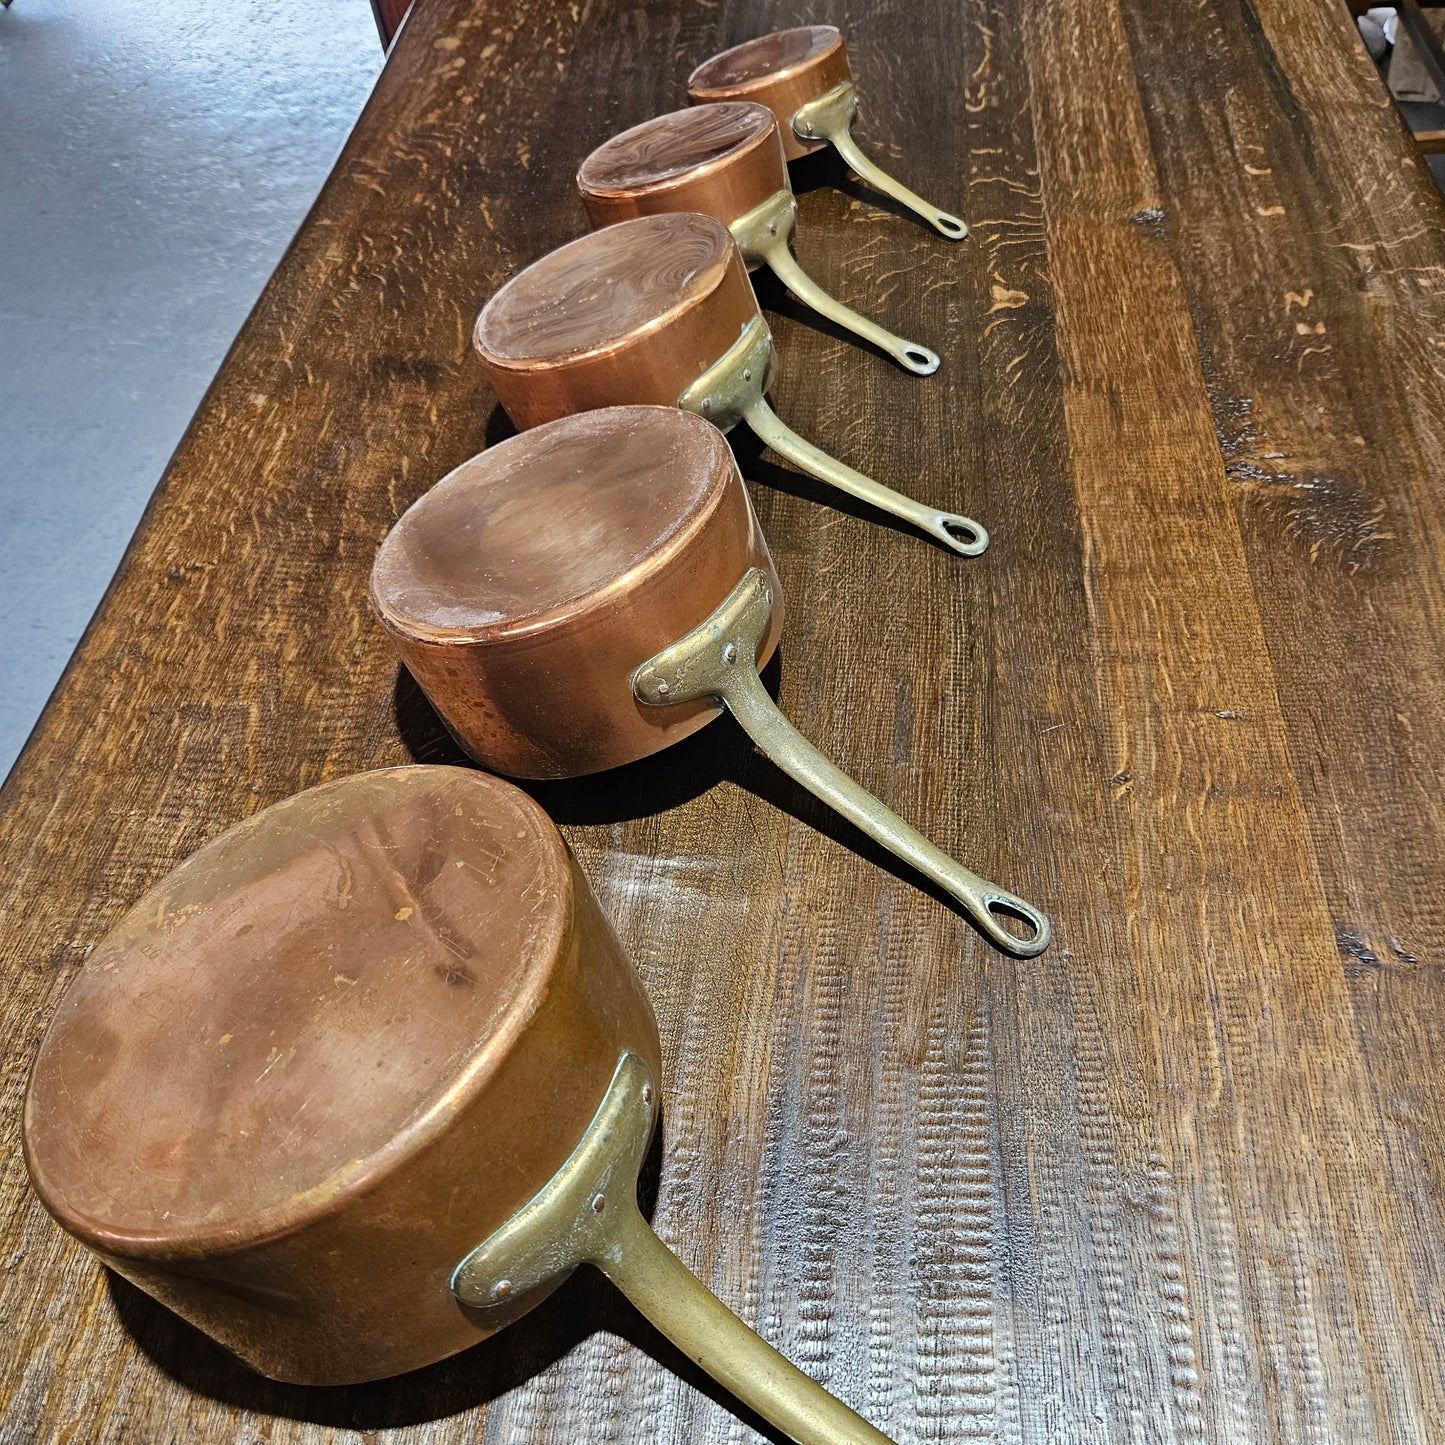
[3, 0, 1445, 1440]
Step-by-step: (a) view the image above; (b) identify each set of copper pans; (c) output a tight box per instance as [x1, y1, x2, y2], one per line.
[23, 26, 1051, 1445]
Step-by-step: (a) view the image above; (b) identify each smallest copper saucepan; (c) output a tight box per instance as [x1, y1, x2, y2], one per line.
[577, 102, 939, 376]
[687, 25, 966, 241]
[23, 766, 894, 1445]
[474, 211, 986, 557]
[370, 406, 1050, 955]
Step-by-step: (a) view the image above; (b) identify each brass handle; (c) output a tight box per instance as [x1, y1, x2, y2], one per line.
[744, 391, 987, 556]
[678, 319, 987, 557]
[453, 1054, 896, 1445]
[632, 572, 1052, 957]
[730, 192, 940, 375]
[762, 240, 940, 375]
[792, 83, 968, 242]
[599, 1204, 893, 1445]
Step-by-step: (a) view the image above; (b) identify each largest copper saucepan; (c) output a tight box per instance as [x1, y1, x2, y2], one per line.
[473, 211, 987, 557]
[23, 766, 893, 1445]
[370, 405, 1049, 955]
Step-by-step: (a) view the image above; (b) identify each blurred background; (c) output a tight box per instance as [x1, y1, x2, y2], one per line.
[0, 2, 381, 782]
[1355, 4, 1445, 187]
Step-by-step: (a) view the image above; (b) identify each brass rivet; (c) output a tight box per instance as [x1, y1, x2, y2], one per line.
[722, 643, 738, 665]
[592, 1194, 606, 1213]
[656, 680, 670, 696]
[493, 1279, 512, 1301]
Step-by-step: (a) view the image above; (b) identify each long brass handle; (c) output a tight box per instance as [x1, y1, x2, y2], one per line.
[743, 390, 987, 557]
[677, 318, 987, 557]
[792, 84, 968, 241]
[764, 241, 940, 375]
[597, 1203, 894, 1445]
[829, 128, 968, 241]
[632, 571, 1052, 957]
[730, 191, 940, 375]
[453, 1053, 896, 1445]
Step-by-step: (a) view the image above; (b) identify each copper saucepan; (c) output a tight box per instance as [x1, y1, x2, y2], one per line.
[687, 25, 966, 241]
[473, 211, 986, 558]
[577, 102, 940, 376]
[370, 406, 1050, 955]
[22, 766, 894, 1445]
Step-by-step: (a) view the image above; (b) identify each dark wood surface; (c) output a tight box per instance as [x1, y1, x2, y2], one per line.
[4, 0, 1444, 1438]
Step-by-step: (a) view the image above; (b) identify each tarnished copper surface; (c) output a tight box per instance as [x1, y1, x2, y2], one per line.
[371, 407, 782, 778]
[687, 27, 852, 161]
[474, 213, 758, 429]
[577, 103, 788, 236]
[22, 766, 660, 1386]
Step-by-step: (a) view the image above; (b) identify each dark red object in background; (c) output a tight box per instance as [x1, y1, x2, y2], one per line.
[370, 0, 412, 47]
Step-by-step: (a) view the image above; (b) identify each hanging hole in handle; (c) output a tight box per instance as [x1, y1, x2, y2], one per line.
[900, 345, 941, 376]
[937, 515, 989, 557]
[984, 896, 1052, 957]
[935, 213, 969, 240]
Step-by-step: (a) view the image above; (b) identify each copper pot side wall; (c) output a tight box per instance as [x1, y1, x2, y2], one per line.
[687, 29, 852, 162]
[35, 852, 660, 1386]
[376, 465, 783, 779]
[475, 241, 759, 430]
[578, 109, 788, 232]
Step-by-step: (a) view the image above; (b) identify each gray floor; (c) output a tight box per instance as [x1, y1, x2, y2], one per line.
[0, 2, 380, 784]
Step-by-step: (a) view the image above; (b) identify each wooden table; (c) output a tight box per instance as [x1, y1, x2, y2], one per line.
[4, 0, 1444, 1439]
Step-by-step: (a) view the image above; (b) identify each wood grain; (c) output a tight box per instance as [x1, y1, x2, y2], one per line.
[3, 0, 1444, 1439]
